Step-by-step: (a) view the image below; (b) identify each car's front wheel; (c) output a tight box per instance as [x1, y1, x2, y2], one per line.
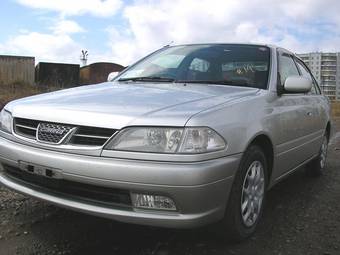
[218, 145, 267, 242]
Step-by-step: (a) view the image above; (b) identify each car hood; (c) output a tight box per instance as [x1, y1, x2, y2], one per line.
[8, 82, 259, 129]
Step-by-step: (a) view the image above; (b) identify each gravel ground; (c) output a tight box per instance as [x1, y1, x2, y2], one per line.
[0, 123, 339, 255]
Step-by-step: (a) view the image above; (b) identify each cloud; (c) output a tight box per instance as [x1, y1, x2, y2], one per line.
[105, 0, 340, 65]
[0, 17, 87, 64]
[106, 26, 146, 66]
[52, 19, 85, 35]
[4, 0, 340, 66]
[16, 0, 123, 17]
[0, 32, 82, 63]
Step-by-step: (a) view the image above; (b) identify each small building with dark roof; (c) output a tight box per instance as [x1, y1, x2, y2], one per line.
[35, 62, 80, 88]
[80, 62, 125, 85]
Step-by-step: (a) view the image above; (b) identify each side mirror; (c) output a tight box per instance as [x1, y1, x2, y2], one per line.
[284, 75, 312, 93]
[107, 72, 119, 82]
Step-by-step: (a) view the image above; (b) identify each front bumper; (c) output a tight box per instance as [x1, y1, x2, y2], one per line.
[0, 136, 241, 228]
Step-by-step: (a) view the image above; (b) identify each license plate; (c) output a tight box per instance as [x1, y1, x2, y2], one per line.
[18, 161, 62, 179]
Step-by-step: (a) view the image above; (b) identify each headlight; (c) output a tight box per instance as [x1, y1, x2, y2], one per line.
[105, 127, 226, 154]
[0, 109, 13, 133]
[106, 127, 183, 153]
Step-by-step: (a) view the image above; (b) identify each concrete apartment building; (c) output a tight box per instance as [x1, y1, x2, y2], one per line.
[298, 52, 340, 101]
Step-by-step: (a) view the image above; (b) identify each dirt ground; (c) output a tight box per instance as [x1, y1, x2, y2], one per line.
[0, 122, 339, 255]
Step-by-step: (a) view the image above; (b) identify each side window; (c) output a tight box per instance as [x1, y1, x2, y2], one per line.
[295, 59, 321, 95]
[279, 54, 299, 85]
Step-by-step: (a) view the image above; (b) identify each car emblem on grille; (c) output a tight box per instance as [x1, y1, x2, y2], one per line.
[37, 123, 74, 144]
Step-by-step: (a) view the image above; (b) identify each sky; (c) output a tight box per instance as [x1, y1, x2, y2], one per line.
[0, 0, 340, 66]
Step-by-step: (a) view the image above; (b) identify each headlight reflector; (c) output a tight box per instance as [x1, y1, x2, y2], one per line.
[106, 127, 226, 154]
[178, 127, 226, 153]
[0, 109, 12, 133]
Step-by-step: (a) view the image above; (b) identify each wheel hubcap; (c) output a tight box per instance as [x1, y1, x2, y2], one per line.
[241, 161, 265, 227]
[320, 136, 328, 169]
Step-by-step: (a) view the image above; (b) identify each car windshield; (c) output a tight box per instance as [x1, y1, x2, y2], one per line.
[118, 44, 270, 89]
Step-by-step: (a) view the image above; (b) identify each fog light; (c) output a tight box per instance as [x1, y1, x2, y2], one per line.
[131, 193, 177, 211]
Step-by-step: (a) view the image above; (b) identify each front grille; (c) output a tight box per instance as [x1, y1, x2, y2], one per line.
[14, 118, 39, 139]
[69, 126, 115, 146]
[37, 123, 74, 144]
[13, 118, 117, 147]
[3, 165, 132, 208]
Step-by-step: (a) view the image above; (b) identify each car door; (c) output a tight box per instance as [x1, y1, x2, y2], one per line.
[271, 51, 317, 180]
[294, 57, 328, 153]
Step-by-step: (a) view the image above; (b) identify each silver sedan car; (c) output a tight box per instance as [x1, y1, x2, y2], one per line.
[0, 44, 333, 241]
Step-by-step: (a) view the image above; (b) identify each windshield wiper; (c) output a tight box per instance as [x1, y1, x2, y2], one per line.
[175, 80, 252, 86]
[118, 76, 175, 82]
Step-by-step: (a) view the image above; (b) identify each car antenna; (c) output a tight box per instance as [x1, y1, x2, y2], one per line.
[163, 41, 174, 47]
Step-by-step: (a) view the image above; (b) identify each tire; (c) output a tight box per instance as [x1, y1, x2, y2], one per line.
[217, 145, 268, 242]
[306, 132, 329, 177]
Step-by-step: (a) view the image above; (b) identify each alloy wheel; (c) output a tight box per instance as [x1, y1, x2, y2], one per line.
[320, 136, 328, 169]
[240, 160, 265, 227]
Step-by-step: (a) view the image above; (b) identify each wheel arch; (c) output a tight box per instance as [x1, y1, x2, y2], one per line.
[246, 133, 275, 184]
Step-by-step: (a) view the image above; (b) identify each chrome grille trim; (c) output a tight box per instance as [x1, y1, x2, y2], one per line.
[72, 134, 112, 140]
[15, 124, 37, 131]
[13, 118, 117, 147]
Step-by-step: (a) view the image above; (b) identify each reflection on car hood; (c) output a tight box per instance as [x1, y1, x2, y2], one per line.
[8, 82, 259, 129]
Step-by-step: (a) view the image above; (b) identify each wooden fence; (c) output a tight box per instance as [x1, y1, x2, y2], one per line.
[0, 55, 35, 86]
